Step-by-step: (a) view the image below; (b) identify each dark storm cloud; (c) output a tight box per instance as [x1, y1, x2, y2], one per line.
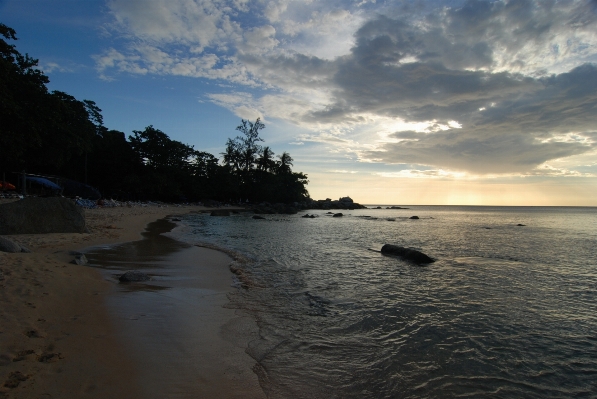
[298, 1, 597, 174]
[363, 64, 597, 174]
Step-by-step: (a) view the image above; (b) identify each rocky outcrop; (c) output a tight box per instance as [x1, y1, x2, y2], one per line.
[119, 270, 151, 282]
[0, 237, 31, 253]
[305, 198, 367, 210]
[0, 197, 86, 234]
[380, 244, 435, 264]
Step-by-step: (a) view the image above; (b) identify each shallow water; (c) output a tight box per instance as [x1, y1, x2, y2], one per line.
[173, 206, 597, 398]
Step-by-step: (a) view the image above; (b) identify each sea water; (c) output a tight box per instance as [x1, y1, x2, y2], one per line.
[172, 206, 597, 398]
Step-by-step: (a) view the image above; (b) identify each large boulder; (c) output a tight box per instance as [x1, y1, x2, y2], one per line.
[0, 197, 86, 234]
[381, 244, 435, 264]
[0, 237, 30, 253]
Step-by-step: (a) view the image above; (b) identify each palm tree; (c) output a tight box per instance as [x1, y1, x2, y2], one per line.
[277, 151, 293, 174]
[257, 146, 275, 172]
[222, 138, 241, 171]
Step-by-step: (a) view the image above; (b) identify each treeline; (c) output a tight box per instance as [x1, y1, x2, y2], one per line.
[0, 24, 309, 203]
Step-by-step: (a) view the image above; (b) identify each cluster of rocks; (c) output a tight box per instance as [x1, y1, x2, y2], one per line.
[245, 197, 366, 215]
[305, 197, 367, 210]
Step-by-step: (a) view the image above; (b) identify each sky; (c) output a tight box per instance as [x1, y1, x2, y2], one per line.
[2, 0, 597, 205]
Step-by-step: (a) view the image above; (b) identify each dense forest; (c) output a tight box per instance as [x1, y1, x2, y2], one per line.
[0, 23, 309, 203]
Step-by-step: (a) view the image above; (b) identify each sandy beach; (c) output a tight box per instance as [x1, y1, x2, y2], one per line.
[0, 203, 264, 398]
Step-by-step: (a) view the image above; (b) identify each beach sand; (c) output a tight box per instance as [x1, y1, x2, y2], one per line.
[0, 204, 265, 398]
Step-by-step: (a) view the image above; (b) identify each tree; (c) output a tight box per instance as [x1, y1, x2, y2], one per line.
[0, 24, 100, 177]
[129, 126, 196, 171]
[234, 118, 265, 172]
[257, 146, 276, 172]
[277, 151, 293, 174]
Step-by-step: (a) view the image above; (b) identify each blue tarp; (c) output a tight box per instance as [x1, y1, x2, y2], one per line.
[26, 176, 62, 190]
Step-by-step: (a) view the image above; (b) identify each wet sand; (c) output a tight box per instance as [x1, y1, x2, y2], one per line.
[85, 219, 264, 399]
[0, 204, 264, 398]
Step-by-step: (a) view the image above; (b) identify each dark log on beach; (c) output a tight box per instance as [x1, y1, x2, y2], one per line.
[381, 244, 435, 264]
[119, 270, 151, 282]
[210, 209, 231, 216]
[409, 216, 419, 219]
[0, 197, 86, 234]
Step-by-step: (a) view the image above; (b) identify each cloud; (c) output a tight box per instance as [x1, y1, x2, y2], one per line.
[96, 0, 597, 176]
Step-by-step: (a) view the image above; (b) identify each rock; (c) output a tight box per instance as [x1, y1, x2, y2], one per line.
[19, 245, 32, 253]
[0, 237, 23, 253]
[210, 209, 230, 216]
[171, 218, 181, 221]
[333, 213, 343, 217]
[119, 270, 151, 282]
[409, 216, 419, 219]
[252, 215, 266, 219]
[517, 224, 526, 226]
[0, 197, 86, 234]
[380, 244, 435, 264]
[71, 254, 88, 265]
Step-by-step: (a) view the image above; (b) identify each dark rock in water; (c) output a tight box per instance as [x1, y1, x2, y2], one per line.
[71, 254, 88, 265]
[252, 215, 266, 219]
[333, 213, 343, 217]
[0, 197, 86, 234]
[381, 244, 435, 264]
[210, 209, 230, 216]
[0, 237, 23, 253]
[119, 270, 151, 282]
[326, 211, 334, 214]
[171, 218, 181, 222]
[409, 216, 419, 219]
[517, 224, 526, 226]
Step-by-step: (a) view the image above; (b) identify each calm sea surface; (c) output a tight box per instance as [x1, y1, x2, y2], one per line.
[172, 206, 597, 398]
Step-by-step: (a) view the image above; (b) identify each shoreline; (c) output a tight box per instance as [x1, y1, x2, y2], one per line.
[0, 205, 262, 398]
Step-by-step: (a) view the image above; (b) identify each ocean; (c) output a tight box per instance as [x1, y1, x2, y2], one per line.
[91, 206, 597, 398]
[174, 206, 597, 398]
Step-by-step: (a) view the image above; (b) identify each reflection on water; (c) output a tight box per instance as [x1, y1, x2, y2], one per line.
[174, 206, 597, 399]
